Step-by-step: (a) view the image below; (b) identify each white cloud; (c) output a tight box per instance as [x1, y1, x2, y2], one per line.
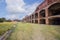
[5, 0, 40, 19]
[20, 2, 40, 19]
[6, 0, 26, 13]
[25, 2, 40, 15]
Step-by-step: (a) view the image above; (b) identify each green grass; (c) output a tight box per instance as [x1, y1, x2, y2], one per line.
[0, 22, 14, 35]
[7, 22, 60, 40]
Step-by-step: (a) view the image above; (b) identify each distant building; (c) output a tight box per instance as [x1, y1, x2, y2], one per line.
[13, 19, 21, 22]
[22, 0, 60, 25]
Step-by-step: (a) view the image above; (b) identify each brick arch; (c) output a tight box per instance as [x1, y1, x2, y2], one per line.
[47, 3, 60, 25]
[48, 3, 60, 16]
[39, 9, 45, 17]
[48, 3, 60, 10]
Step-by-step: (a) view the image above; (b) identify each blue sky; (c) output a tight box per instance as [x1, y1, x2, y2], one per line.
[0, 0, 44, 20]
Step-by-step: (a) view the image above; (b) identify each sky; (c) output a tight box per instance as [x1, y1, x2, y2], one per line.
[0, 0, 44, 20]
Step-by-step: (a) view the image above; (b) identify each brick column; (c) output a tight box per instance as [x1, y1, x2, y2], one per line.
[38, 12, 40, 24]
[31, 15, 32, 23]
[45, 8, 49, 25]
[34, 14, 35, 23]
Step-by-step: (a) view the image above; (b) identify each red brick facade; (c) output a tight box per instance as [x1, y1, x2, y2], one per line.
[22, 0, 60, 25]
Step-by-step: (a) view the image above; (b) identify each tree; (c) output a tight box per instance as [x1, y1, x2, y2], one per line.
[0, 18, 6, 22]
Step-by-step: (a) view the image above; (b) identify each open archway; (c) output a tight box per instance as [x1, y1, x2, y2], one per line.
[39, 10, 45, 17]
[49, 18, 60, 25]
[40, 19, 45, 24]
[48, 3, 60, 25]
[48, 3, 60, 16]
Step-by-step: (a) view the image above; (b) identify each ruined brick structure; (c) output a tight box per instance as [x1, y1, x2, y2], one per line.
[22, 0, 60, 25]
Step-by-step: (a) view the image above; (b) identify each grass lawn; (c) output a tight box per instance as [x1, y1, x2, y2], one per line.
[0, 22, 14, 35]
[7, 22, 60, 40]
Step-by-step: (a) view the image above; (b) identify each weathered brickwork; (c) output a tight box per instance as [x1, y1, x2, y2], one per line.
[22, 0, 60, 25]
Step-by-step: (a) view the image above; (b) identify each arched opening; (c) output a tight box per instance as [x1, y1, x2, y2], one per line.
[40, 19, 45, 24]
[48, 3, 60, 16]
[35, 13, 38, 19]
[39, 10, 45, 17]
[35, 20, 38, 23]
[49, 18, 60, 25]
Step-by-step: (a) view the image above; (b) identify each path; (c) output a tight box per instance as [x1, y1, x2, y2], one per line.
[0, 24, 17, 40]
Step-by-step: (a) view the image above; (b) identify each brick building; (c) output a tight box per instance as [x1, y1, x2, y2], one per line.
[22, 0, 60, 25]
